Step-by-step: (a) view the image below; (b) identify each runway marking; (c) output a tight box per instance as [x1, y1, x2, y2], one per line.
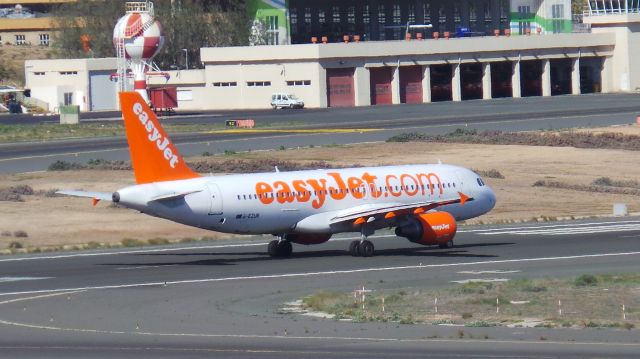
[462, 220, 640, 233]
[0, 234, 396, 263]
[206, 129, 380, 134]
[1, 308, 640, 350]
[115, 265, 178, 270]
[450, 278, 510, 284]
[0, 277, 51, 283]
[457, 270, 520, 275]
[1, 250, 639, 297]
[482, 224, 640, 236]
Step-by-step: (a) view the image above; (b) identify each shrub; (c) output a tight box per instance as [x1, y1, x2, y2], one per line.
[13, 230, 28, 238]
[147, 238, 170, 246]
[462, 312, 473, 319]
[121, 238, 145, 247]
[48, 160, 85, 171]
[574, 274, 598, 287]
[8, 241, 23, 249]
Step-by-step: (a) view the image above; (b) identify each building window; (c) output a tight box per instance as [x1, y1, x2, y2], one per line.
[39, 34, 49, 46]
[332, 6, 340, 23]
[318, 9, 325, 24]
[286, 80, 311, 86]
[304, 7, 311, 24]
[552, 4, 564, 33]
[518, 6, 531, 35]
[213, 82, 237, 87]
[363, 5, 370, 24]
[378, 4, 386, 40]
[63, 92, 73, 105]
[34, 72, 45, 76]
[484, 1, 492, 23]
[266, 15, 279, 45]
[60, 71, 78, 75]
[470, 3, 477, 26]
[290, 8, 297, 26]
[347, 6, 355, 24]
[15, 34, 25, 45]
[424, 3, 431, 22]
[247, 81, 271, 87]
[393, 4, 401, 24]
[408, 3, 415, 23]
[454, 1, 461, 24]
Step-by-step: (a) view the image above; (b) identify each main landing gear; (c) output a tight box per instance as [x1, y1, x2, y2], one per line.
[349, 239, 374, 257]
[438, 239, 454, 249]
[268, 238, 292, 258]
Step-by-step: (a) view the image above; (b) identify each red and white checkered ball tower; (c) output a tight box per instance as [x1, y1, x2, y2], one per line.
[113, 2, 164, 103]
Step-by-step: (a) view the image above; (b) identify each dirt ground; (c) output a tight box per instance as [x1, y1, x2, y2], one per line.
[1, 125, 640, 251]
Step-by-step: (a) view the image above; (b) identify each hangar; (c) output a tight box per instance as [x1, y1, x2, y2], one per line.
[23, 2, 640, 111]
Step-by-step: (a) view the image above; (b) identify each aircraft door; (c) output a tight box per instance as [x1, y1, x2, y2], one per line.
[206, 183, 223, 215]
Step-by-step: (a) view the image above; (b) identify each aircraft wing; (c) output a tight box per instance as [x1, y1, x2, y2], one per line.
[328, 192, 472, 225]
[294, 192, 473, 232]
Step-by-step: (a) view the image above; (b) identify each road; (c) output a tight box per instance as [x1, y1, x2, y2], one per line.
[1, 218, 640, 358]
[1, 93, 639, 173]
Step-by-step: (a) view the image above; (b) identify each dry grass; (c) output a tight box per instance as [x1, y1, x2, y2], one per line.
[302, 273, 640, 328]
[0, 45, 54, 87]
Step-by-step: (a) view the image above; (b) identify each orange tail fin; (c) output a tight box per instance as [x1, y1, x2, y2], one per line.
[119, 92, 199, 184]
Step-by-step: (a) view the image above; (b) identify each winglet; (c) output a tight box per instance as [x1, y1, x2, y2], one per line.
[119, 92, 200, 184]
[458, 192, 470, 206]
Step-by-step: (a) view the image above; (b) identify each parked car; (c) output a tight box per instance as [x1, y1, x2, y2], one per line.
[271, 93, 304, 109]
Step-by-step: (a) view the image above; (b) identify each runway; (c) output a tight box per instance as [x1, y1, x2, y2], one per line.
[2, 93, 640, 173]
[1, 218, 640, 358]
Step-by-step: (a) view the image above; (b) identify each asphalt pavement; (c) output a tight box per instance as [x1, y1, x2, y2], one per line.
[1, 93, 640, 173]
[1, 218, 640, 358]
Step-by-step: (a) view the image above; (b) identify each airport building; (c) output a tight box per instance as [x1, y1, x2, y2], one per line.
[0, 0, 74, 47]
[24, 0, 640, 111]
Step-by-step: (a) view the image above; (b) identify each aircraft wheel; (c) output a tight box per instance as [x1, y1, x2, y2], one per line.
[278, 241, 293, 258]
[268, 240, 279, 257]
[360, 240, 374, 257]
[438, 239, 454, 249]
[348, 240, 360, 256]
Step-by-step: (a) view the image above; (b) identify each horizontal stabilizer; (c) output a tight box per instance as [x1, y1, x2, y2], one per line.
[56, 190, 113, 201]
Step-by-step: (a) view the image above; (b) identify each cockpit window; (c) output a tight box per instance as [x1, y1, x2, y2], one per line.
[476, 178, 485, 186]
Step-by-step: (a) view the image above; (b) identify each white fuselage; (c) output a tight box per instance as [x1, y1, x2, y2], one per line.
[115, 163, 496, 235]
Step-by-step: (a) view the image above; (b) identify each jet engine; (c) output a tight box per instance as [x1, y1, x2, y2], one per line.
[395, 212, 457, 245]
[285, 233, 332, 245]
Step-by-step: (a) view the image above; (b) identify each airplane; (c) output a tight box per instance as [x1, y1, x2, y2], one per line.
[58, 92, 496, 258]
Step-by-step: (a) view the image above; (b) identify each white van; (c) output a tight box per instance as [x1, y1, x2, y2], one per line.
[271, 93, 304, 109]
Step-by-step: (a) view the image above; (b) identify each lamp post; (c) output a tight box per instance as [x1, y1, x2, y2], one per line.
[182, 48, 188, 70]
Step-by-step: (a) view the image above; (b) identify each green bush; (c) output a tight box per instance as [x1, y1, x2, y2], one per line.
[574, 274, 598, 287]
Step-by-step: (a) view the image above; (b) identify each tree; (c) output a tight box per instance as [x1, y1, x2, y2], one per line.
[51, 0, 250, 69]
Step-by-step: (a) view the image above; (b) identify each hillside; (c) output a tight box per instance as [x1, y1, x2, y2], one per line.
[0, 45, 56, 88]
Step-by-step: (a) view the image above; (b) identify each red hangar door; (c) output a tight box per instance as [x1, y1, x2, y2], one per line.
[326, 68, 355, 107]
[400, 66, 423, 104]
[369, 67, 393, 105]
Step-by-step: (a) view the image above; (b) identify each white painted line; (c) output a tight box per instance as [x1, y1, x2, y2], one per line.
[450, 278, 510, 284]
[457, 270, 520, 275]
[461, 220, 640, 233]
[115, 264, 178, 270]
[0, 277, 51, 283]
[0, 234, 396, 263]
[484, 224, 640, 236]
[1, 250, 639, 297]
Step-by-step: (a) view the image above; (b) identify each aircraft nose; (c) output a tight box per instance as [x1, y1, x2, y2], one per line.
[485, 186, 496, 211]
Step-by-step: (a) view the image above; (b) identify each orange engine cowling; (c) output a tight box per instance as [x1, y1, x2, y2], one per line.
[285, 233, 332, 245]
[395, 212, 457, 245]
